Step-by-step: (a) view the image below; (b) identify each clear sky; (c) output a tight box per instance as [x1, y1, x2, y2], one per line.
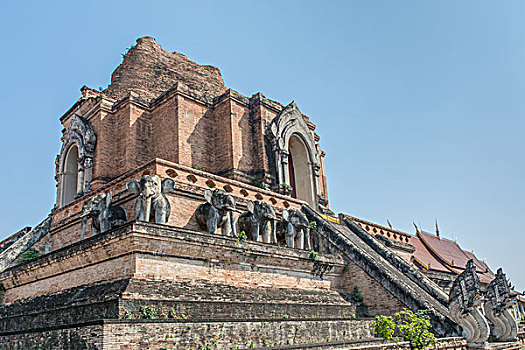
[0, 1, 523, 290]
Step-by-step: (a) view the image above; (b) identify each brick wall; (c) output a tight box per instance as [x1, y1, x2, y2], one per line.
[0, 324, 104, 350]
[0, 319, 375, 350]
[336, 259, 406, 316]
[177, 95, 212, 169]
[213, 95, 234, 173]
[102, 319, 374, 350]
[151, 95, 178, 164]
[0, 322, 467, 350]
[58, 88, 329, 208]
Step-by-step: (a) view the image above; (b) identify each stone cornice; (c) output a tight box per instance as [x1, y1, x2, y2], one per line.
[342, 214, 413, 241]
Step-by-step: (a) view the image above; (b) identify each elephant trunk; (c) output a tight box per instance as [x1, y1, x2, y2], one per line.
[81, 215, 88, 240]
[144, 196, 152, 222]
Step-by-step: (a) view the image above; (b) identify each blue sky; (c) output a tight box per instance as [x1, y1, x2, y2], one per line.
[0, 1, 523, 290]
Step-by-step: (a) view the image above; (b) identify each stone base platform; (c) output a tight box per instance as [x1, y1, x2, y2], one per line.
[0, 221, 365, 349]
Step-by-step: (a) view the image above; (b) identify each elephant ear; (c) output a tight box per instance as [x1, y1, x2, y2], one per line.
[81, 196, 94, 213]
[161, 178, 175, 194]
[203, 189, 213, 203]
[246, 201, 255, 214]
[126, 179, 141, 195]
[282, 209, 289, 221]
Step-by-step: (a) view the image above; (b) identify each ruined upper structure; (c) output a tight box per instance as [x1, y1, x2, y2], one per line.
[104, 37, 227, 103]
[56, 36, 329, 213]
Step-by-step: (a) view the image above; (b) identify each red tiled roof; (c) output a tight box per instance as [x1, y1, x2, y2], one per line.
[416, 230, 495, 284]
[409, 235, 454, 273]
[417, 231, 471, 271]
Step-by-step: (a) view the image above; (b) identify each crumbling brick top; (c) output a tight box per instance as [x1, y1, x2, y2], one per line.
[104, 36, 227, 102]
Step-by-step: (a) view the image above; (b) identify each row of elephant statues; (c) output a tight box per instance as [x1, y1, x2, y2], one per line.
[448, 260, 519, 344]
[80, 174, 314, 250]
[195, 188, 313, 249]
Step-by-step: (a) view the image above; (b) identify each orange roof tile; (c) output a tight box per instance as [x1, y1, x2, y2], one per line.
[409, 235, 453, 273]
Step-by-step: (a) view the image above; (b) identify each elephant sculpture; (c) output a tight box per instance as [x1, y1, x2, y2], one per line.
[238, 200, 277, 243]
[126, 175, 175, 224]
[281, 209, 311, 250]
[196, 189, 237, 236]
[80, 192, 127, 239]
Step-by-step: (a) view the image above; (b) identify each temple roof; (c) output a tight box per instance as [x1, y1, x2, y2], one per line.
[413, 230, 495, 284]
[409, 235, 452, 273]
[103, 37, 227, 102]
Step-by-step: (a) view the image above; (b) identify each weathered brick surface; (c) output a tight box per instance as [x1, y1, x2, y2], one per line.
[0, 321, 467, 350]
[177, 95, 213, 169]
[0, 280, 124, 331]
[0, 324, 104, 350]
[337, 259, 405, 316]
[0, 221, 343, 304]
[102, 319, 374, 350]
[0, 319, 375, 350]
[105, 37, 227, 103]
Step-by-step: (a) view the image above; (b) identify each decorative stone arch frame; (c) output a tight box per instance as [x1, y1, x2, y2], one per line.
[55, 114, 97, 207]
[267, 102, 322, 208]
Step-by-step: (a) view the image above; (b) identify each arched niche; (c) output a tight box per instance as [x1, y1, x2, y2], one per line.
[61, 145, 79, 206]
[56, 114, 97, 207]
[288, 134, 315, 205]
[267, 102, 321, 208]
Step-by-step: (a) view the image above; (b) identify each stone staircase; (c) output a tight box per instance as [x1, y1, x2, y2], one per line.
[302, 206, 459, 337]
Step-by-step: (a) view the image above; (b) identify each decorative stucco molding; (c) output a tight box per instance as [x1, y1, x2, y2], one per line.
[267, 102, 322, 209]
[56, 114, 97, 206]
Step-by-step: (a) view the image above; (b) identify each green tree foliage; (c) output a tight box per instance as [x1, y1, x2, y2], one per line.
[373, 315, 396, 343]
[373, 309, 437, 350]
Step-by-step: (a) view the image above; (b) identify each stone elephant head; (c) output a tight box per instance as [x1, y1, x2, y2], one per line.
[281, 208, 311, 250]
[126, 175, 175, 224]
[238, 200, 277, 243]
[80, 192, 127, 239]
[196, 189, 238, 236]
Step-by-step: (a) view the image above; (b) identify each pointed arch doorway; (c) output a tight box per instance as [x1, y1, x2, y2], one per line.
[61, 145, 79, 206]
[287, 134, 315, 206]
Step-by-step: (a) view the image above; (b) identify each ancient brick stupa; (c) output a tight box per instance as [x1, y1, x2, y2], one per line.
[0, 37, 521, 349]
